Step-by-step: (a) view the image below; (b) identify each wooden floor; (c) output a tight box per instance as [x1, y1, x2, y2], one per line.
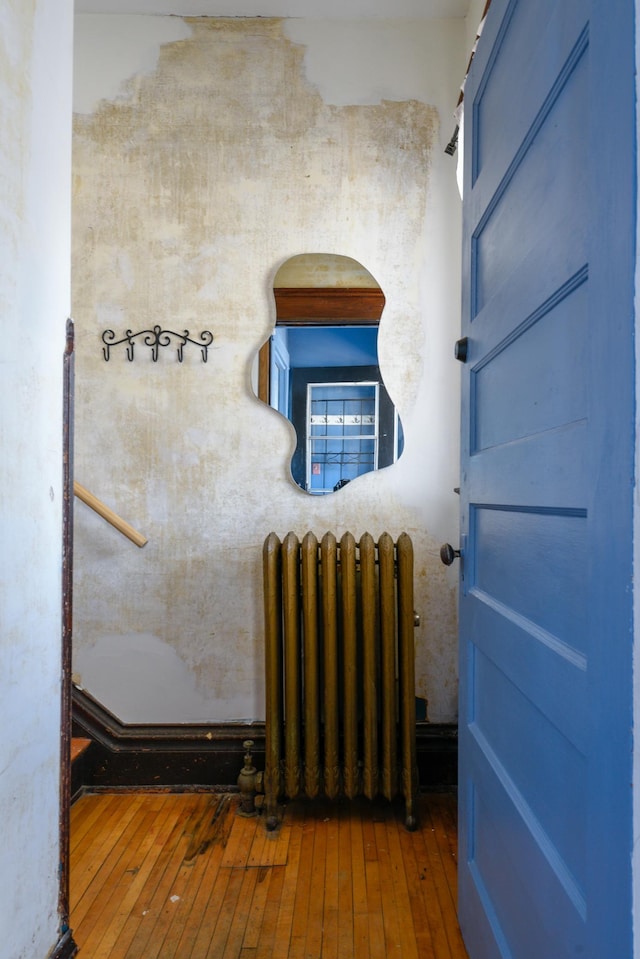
[70, 791, 469, 959]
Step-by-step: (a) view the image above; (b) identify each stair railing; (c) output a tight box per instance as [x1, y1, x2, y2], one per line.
[73, 481, 148, 548]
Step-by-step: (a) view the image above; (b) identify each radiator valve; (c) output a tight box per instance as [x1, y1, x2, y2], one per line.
[237, 740, 262, 817]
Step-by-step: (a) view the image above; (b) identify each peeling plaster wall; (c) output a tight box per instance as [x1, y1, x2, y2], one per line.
[72, 15, 465, 724]
[0, 2, 73, 955]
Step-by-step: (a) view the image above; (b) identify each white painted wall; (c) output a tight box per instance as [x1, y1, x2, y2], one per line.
[465, 0, 487, 54]
[633, 2, 640, 954]
[0, 2, 73, 956]
[71, 14, 467, 725]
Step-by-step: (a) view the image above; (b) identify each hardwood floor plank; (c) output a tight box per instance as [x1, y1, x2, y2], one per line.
[395, 804, 438, 958]
[77, 807, 174, 956]
[364, 857, 387, 959]
[71, 794, 141, 880]
[182, 841, 236, 958]
[321, 805, 340, 959]
[204, 865, 248, 957]
[422, 796, 469, 959]
[349, 803, 367, 916]
[222, 865, 260, 957]
[428, 793, 460, 899]
[353, 913, 371, 959]
[361, 801, 378, 862]
[337, 801, 355, 959]
[247, 818, 269, 868]
[75, 801, 181, 957]
[69, 791, 469, 959]
[71, 793, 119, 852]
[222, 806, 257, 867]
[288, 805, 315, 948]
[424, 797, 457, 892]
[254, 866, 286, 959]
[158, 850, 225, 959]
[268, 809, 293, 866]
[241, 865, 275, 951]
[287, 935, 306, 959]
[271, 806, 303, 959]
[157, 796, 236, 959]
[362, 803, 387, 959]
[349, 800, 370, 959]
[72, 800, 153, 928]
[305, 806, 327, 957]
[387, 804, 424, 959]
[109, 795, 213, 959]
[374, 812, 400, 957]
[157, 803, 234, 959]
[411, 803, 456, 959]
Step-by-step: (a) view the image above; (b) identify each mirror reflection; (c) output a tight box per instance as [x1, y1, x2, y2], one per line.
[257, 254, 404, 495]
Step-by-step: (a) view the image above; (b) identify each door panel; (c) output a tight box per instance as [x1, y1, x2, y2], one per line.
[473, 280, 588, 450]
[473, 40, 588, 316]
[473, 0, 587, 187]
[458, 1, 635, 957]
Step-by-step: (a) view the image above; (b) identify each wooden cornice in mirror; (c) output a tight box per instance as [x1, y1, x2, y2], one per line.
[258, 287, 385, 403]
[273, 287, 385, 324]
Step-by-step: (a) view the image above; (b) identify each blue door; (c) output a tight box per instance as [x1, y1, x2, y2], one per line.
[458, 2, 635, 957]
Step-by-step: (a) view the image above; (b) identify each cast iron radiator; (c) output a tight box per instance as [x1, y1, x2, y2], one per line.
[262, 530, 418, 830]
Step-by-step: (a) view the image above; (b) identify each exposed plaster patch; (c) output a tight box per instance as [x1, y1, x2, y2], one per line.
[73, 632, 251, 723]
[73, 14, 193, 114]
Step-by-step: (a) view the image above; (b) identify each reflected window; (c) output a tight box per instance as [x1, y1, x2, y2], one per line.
[307, 381, 379, 494]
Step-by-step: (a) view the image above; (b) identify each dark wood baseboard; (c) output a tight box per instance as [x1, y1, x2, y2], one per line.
[72, 686, 457, 796]
[70, 740, 97, 804]
[72, 686, 260, 793]
[417, 721, 458, 790]
[48, 928, 78, 959]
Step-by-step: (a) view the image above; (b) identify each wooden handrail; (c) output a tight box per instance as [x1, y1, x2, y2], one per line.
[73, 481, 148, 548]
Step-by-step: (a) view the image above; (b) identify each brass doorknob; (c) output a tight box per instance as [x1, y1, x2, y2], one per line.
[440, 543, 461, 566]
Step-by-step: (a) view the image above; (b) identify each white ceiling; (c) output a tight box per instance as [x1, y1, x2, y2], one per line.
[74, 0, 471, 18]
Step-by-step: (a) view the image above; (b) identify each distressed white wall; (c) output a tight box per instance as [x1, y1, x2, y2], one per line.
[71, 14, 466, 724]
[465, 0, 487, 53]
[634, 1, 640, 954]
[0, 2, 73, 956]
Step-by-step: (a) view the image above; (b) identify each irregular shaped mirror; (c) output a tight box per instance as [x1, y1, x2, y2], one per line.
[257, 254, 403, 494]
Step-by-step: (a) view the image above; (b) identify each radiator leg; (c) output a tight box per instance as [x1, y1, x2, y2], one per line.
[265, 798, 279, 831]
[405, 813, 418, 832]
[403, 773, 419, 832]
